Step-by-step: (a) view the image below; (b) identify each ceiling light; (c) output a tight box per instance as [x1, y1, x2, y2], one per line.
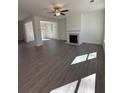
[90, 0, 94, 3]
[55, 9, 60, 16]
[56, 12, 60, 16]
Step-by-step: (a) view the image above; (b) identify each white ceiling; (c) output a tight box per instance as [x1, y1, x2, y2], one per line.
[18, 0, 105, 20]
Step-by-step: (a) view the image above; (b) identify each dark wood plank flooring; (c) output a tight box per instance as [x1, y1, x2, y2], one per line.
[18, 40, 105, 93]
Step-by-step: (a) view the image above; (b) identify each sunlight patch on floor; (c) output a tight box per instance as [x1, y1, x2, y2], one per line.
[71, 54, 88, 65]
[50, 80, 78, 93]
[88, 52, 97, 60]
[77, 74, 96, 93]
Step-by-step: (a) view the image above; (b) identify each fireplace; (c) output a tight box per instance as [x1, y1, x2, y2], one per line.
[69, 35, 78, 43]
[66, 30, 81, 46]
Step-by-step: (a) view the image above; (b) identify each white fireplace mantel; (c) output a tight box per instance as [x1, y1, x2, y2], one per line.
[65, 30, 82, 46]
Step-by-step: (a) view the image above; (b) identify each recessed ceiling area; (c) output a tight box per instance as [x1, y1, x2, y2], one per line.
[18, 0, 105, 20]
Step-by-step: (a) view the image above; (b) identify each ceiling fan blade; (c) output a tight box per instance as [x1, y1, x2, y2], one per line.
[61, 10, 69, 12]
[61, 12, 65, 16]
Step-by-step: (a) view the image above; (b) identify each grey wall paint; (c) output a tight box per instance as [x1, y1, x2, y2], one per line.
[66, 11, 105, 44]
[67, 14, 81, 31]
[58, 19, 67, 40]
[81, 11, 105, 44]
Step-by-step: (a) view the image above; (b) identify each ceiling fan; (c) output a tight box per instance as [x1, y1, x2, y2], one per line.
[90, 0, 95, 3]
[48, 6, 69, 16]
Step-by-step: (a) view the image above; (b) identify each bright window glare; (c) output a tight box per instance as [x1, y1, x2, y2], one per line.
[77, 74, 96, 93]
[88, 52, 97, 60]
[71, 54, 88, 65]
[50, 80, 78, 93]
[42, 38, 50, 41]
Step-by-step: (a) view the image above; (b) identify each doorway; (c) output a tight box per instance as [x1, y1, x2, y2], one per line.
[24, 21, 34, 42]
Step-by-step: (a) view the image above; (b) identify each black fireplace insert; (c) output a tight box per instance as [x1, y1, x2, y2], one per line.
[69, 35, 78, 43]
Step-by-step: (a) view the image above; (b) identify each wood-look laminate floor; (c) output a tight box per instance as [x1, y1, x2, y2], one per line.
[18, 40, 105, 93]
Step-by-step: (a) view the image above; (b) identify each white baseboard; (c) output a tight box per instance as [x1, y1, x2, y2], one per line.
[65, 42, 81, 46]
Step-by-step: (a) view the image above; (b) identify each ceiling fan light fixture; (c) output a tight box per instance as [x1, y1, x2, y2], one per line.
[56, 12, 60, 16]
[55, 9, 61, 16]
[48, 5, 68, 16]
[90, 0, 94, 3]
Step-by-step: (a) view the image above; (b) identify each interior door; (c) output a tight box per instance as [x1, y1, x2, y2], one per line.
[24, 21, 34, 42]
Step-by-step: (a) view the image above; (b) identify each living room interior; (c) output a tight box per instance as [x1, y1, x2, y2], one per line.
[18, 0, 105, 93]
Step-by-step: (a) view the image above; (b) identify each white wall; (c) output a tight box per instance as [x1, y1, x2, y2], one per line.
[81, 11, 105, 44]
[66, 13, 83, 44]
[67, 14, 81, 31]
[58, 19, 67, 40]
[66, 11, 105, 45]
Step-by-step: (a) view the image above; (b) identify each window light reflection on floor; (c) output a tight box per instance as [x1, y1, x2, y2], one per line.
[88, 52, 97, 60]
[71, 52, 97, 65]
[71, 54, 88, 65]
[50, 80, 78, 93]
[49, 74, 96, 93]
[77, 74, 96, 93]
